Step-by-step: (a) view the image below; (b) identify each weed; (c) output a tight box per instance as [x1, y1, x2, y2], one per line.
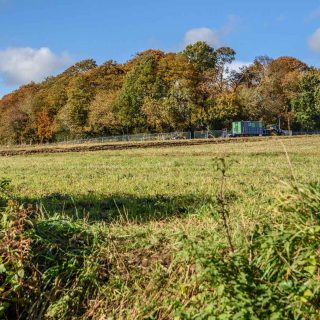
[213, 157, 237, 252]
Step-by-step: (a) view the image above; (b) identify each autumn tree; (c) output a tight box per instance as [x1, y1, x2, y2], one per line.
[232, 56, 273, 89]
[88, 90, 120, 134]
[0, 83, 40, 143]
[0, 46, 317, 144]
[145, 53, 202, 133]
[261, 57, 308, 129]
[36, 111, 54, 142]
[88, 60, 125, 91]
[183, 44, 237, 129]
[45, 83, 68, 117]
[205, 91, 242, 129]
[234, 56, 307, 128]
[63, 59, 97, 76]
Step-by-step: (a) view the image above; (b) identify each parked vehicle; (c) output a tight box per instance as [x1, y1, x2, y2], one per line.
[265, 124, 284, 136]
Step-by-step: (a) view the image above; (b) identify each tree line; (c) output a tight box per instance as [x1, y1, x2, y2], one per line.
[0, 41, 319, 144]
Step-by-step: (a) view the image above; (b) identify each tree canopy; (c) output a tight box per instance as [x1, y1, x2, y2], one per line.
[0, 42, 318, 144]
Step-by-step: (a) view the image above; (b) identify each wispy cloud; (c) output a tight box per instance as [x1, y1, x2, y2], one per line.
[0, 47, 72, 86]
[308, 29, 320, 53]
[306, 7, 320, 22]
[220, 15, 240, 36]
[276, 15, 286, 23]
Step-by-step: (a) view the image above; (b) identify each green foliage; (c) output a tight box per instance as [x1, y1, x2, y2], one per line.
[0, 178, 12, 204]
[163, 82, 198, 131]
[0, 204, 106, 319]
[292, 71, 320, 130]
[66, 74, 95, 132]
[206, 91, 242, 128]
[174, 183, 320, 319]
[63, 59, 97, 76]
[182, 41, 217, 71]
[216, 47, 236, 66]
[30, 217, 105, 319]
[114, 56, 160, 132]
[0, 178, 11, 195]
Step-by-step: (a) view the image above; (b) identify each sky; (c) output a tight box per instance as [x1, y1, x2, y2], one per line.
[1, 0, 320, 96]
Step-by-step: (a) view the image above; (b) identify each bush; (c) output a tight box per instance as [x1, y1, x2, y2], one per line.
[175, 183, 320, 319]
[0, 181, 319, 319]
[0, 199, 108, 319]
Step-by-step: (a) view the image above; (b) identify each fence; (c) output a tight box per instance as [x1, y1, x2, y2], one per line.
[1, 130, 320, 150]
[292, 131, 320, 135]
[50, 129, 316, 145]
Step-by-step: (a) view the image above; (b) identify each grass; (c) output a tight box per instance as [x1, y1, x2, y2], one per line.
[1, 136, 319, 225]
[0, 136, 319, 319]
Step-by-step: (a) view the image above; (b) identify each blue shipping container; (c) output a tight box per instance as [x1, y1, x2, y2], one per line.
[232, 121, 264, 136]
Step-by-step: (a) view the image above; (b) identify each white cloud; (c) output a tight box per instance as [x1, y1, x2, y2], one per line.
[183, 16, 239, 48]
[0, 47, 72, 86]
[228, 60, 252, 73]
[222, 61, 251, 79]
[184, 27, 222, 47]
[308, 29, 320, 53]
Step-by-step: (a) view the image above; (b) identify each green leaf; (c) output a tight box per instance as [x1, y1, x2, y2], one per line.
[306, 256, 317, 266]
[270, 312, 282, 320]
[304, 265, 316, 275]
[17, 269, 25, 278]
[0, 264, 6, 273]
[303, 289, 314, 298]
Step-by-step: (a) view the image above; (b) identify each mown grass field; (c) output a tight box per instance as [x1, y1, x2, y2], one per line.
[0, 136, 319, 319]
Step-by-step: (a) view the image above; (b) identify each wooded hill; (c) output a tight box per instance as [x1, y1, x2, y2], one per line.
[0, 41, 319, 144]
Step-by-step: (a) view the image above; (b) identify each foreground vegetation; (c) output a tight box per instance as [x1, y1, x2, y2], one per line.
[0, 136, 319, 319]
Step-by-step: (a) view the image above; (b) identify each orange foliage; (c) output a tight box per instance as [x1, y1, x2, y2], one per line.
[36, 112, 54, 142]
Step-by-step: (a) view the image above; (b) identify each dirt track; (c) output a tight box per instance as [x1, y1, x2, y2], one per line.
[0, 136, 309, 157]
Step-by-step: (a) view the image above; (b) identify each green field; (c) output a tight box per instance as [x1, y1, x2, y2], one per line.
[0, 136, 319, 319]
[1, 136, 319, 228]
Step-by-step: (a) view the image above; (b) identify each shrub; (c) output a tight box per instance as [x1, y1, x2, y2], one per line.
[0, 196, 108, 319]
[174, 183, 320, 319]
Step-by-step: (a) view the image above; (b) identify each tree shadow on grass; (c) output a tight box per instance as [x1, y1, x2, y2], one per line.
[19, 192, 211, 223]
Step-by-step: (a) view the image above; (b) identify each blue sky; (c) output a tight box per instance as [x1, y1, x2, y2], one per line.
[1, 0, 320, 96]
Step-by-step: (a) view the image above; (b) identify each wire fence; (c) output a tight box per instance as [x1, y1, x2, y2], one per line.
[1, 129, 320, 150]
[62, 130, 226, 144]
